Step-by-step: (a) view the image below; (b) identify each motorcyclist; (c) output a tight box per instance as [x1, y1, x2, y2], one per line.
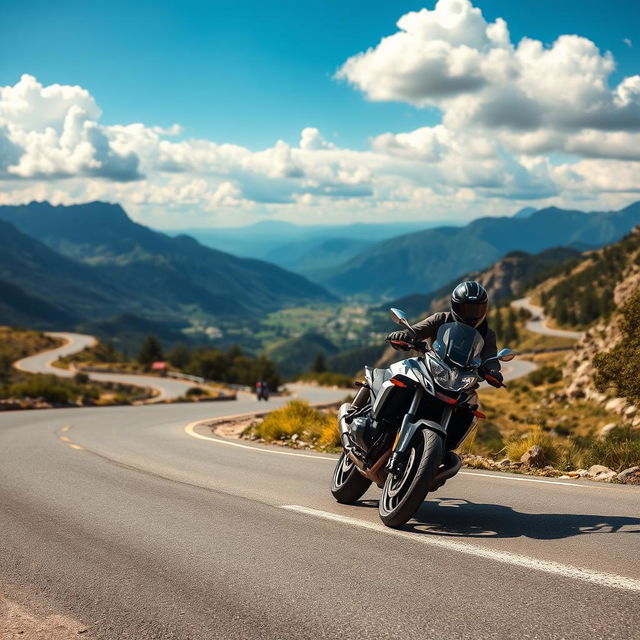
[383, 281, 503, 465]
[386, 281, 503, 387]
[349, 280, 503, 412]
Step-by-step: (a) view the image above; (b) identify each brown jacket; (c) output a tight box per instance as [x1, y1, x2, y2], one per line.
[411, 311, 500, 370]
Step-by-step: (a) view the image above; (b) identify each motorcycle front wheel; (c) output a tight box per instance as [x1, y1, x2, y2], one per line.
[378, 429, 444, 528]
[331, 451, 372, 504]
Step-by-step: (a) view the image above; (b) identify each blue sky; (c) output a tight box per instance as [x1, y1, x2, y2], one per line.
[2, 0, 637, 149]
[0, 0, 639, 227]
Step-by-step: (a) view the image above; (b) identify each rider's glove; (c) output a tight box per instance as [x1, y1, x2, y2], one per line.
[480, 367, 504, 388]
[386, 331, 412, 351]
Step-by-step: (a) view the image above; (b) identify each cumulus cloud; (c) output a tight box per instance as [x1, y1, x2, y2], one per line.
[0, 75, 142, 181]
[338, 0, 640, 160]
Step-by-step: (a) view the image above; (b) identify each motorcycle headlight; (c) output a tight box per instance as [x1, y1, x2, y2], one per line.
[427, 357, 451, 389]
[450, 372, 478, 391]
[427, 357, 477, 391]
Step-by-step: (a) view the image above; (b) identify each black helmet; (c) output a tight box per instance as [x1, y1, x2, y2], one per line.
[451, 281, 488, 327]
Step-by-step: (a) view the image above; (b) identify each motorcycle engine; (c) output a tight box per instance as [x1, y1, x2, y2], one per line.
[348, 415, 376, 452]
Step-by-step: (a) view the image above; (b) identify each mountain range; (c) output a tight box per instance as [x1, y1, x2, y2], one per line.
[176, 219, 453, 259]
[0, 202, 334, 337]
[2, 198, 640, 358]
[316, 202, 640, 298]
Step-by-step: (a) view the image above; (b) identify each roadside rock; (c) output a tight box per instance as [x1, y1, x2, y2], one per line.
[605, 398, 627, 414]
[598, 423, 618, 439]
[588, 464, 617, 481]
[520, 445, 548, 468]
[617, 466, 640, 485]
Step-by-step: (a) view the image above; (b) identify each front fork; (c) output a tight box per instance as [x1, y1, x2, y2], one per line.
[386, 387, 452, 477]
[386, 388, 422, 477]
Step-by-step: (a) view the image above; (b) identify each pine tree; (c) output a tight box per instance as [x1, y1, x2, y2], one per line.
[137, 335, 163, 367]
[311, 353, 327, 373]
[167, 343, 191, 369]
[503, 307, 519, 344]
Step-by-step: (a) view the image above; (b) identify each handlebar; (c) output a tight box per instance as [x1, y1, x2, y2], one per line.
[483, 373, 505, 388]
[385, 338, 428, 352]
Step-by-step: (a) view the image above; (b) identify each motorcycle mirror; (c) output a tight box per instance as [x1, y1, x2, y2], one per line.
[497, 348, 517, 362]
[389, 308, 416, 335]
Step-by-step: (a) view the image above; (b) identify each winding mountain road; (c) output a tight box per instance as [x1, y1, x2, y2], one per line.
[2, 332, 638, 639]
[512, 298, 585, 340]
[14, 332, 199, 402]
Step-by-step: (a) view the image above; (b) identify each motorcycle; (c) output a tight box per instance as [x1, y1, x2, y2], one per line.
[331, 307, 516, 528]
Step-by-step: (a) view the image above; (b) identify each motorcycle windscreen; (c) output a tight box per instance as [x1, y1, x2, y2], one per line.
[432, 322, 484, 369]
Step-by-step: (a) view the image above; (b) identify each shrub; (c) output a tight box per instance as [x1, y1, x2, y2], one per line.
[74, 372, 90, 384]
[582, 426, 640, 471]
[459, 421, 504, 457]
[593, 291, 640, 404]
[186, 386, 207, 397]
[8, 375, 73, 404]
[253, 400, 339, 449]
[527, 366, 562, 386]
[504, 429, 562, 465]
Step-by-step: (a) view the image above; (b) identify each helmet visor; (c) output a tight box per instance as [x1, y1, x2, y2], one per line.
[452, 301, 487, 327]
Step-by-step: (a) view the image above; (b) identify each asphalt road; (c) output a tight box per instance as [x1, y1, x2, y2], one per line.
[512, 298, 585, 340]
[1, 398, 639, 639]
[2, 334, 639, 639]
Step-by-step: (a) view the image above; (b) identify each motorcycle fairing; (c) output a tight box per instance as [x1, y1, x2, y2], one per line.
[364, 366, 392, 399]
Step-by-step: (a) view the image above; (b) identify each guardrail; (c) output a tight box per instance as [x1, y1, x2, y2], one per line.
[167, 371, 205, 384]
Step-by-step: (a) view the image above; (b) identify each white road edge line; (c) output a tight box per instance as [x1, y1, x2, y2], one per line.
[281, 505, 640, 592]
[184, 419, 336, 461]
[458, 470, 606, 488]
[184, 419, 612, 489]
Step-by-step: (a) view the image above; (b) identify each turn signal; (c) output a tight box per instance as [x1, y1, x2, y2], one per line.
[390, 378, 407, 388]
[471, 409, 486, 419]
[436, 391, 457, 405]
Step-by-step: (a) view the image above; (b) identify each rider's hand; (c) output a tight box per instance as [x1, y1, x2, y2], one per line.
[481, 368, 504, 387]
[386, 331, 412, 351]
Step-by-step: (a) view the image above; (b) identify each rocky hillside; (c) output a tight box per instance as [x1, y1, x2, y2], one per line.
[561, 228, 640, 425]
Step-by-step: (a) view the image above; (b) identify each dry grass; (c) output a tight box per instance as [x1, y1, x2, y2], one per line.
[250, 400, 341, 450]
[582, 427, 640, 471]
[0, 326, 61, 364]
[504, 428, 562, 465]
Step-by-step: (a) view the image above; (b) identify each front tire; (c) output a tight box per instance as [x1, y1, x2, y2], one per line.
[378, 429, 444, 528]
[331, 451, 372, 504]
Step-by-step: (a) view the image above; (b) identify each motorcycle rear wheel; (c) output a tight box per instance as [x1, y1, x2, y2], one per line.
[378, 429, 444, 528]
[331, 451, 372, 504]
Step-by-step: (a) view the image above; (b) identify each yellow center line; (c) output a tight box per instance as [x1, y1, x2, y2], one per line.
[68, 444, 83, 451]
[59, 436, 70, 442]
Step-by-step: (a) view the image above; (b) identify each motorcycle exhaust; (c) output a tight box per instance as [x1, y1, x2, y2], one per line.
[349, 448, 393, 488]
[338, 402, 352, 450]
[430, 452, 462, 491]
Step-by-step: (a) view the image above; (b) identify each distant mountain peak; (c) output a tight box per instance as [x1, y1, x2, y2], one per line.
[513, 206, 536, 219]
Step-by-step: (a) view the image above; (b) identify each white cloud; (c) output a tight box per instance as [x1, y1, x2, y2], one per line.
[1, 75, 141, 181]
[338, 0, 640, 161]
[1, 0, 640, 230]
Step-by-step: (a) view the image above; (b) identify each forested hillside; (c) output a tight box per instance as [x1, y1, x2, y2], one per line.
[540, 230, 640, 328]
